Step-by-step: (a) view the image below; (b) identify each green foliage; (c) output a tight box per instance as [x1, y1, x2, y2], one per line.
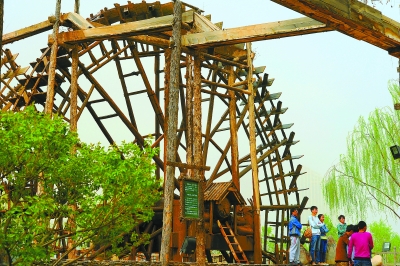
[321, 215, 337, 240]
[0, 106, 161, 265]
[369, 220, 400, 262]
[322, 81, 400, 221]
[261, 226, 276, 253]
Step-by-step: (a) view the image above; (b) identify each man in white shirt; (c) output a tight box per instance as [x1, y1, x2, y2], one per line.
[308, 206, 324, 265]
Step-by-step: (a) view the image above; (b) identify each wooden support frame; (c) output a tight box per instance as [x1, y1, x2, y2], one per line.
[0, 1, 316, 263]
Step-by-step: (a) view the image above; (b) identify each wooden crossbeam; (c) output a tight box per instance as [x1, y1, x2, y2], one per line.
[53, 10, 195, 45]
[181, 17, 332, 48]
[271, 0, 400, 57]
[3, 20, 53, 45]
[53, 14, 330, 49]
[3, 13, 93, 45]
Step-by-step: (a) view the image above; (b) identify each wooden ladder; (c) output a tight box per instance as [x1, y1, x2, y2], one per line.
[217, 220, 249, 264]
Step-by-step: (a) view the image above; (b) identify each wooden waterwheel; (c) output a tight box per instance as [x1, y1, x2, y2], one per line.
[0, 1, 307, 263]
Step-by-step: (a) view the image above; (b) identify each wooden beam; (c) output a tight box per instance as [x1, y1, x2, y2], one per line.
[182, 17, 332, 48]
[3, 12, 93, 45]
[193, 12, 220, 32]
[3, 20, 53, 45]
[54, 10, 195, 45]
[60, 12, 94, 30]
[270, 0, 400, 58]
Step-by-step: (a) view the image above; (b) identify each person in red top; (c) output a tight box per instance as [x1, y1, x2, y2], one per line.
[347, 221, 374, 266]
[335, 225, 354, 266]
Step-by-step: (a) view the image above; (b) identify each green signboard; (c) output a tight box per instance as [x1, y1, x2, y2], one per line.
[182, 180, 199, 219]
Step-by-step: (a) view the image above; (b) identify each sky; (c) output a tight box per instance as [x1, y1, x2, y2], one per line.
[3, 0, 400, 233]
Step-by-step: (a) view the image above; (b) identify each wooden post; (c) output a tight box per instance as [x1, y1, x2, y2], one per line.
[247, 42, 262, 263]
[163, 48, 171, 177]
[70, 46, 78, 132]
[186, 54, 194, 172]
[194, 50, 205, 265]
[154, 46, 161, 180]
[70, 0, 79, 132]
[186, 54, 195, 258]
[160, 1, 181, 265]
[44, 0, 62, 115]
[67, 1, 80, 260]
[228, 66, 239, 191]
[0, 0, 3, 74]
[74, 0, 80, 14]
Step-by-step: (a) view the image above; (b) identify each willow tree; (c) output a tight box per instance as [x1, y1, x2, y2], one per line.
[322, 81, 400, 220]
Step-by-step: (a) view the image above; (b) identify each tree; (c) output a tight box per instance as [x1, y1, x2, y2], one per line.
[369, 220, 400, 261]
[322, 81, 400, 221]
[320, 215, 337, 241]
[0, 106, 161, 265]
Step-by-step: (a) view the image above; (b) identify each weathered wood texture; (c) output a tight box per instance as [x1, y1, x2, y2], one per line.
[193, 51, 205, 266]
[246, 43, 262, 264]
[2, 20, 53, 45]
[44, 0, 61, 115]
[55, 10, 194, 45]
[271, 0, 400, 57]
[182, 17, 332, 48]
[0, 0, 3, 68]
[161, 1, 182, 265]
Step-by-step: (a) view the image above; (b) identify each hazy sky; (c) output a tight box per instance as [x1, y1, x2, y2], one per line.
[3, 0, 400, 232]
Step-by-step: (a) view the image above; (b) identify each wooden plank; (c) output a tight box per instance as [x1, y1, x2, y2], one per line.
[193, 12, 220, 32]
[61, 12, 95, 30]
[182, 17, 332, 48]
[55, 10, 195, 45]
[0, 66, 29, 79]
[192, 12, 246, 59]
[0, 53, 17, 66]
[3, 12, 92, 45]
[270, 0, 400, 57]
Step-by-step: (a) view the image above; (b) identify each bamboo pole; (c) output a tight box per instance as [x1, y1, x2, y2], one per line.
[44, 0, 61, 115]
[247, 42, 262, 263]
[160, 1, 181, 265]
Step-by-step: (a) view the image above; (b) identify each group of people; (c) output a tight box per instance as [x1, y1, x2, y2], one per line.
[288, 206, 374, 266]
[335, 218, 374, 266]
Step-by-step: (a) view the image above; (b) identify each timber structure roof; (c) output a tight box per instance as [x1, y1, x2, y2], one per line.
[204, 181, 246, 206]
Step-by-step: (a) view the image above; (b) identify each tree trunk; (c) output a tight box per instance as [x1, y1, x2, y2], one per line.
[160, 1, 181, 265]
[247, 42, 262, 263]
